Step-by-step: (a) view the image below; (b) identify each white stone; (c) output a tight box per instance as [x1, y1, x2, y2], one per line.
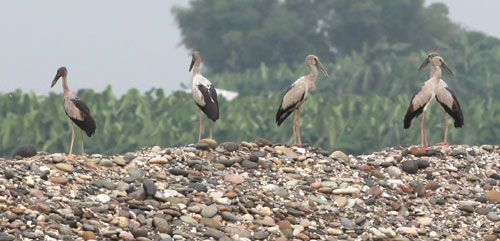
[96, 194, 111, 203]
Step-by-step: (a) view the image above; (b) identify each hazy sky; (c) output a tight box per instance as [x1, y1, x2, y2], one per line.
[0, 1, 499, 96]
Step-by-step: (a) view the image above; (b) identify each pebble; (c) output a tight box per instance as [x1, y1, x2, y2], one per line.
[82, 231, 96, 240]
[330, 151, 349, 161]
[224, 174, 245, 184]
[486, 190, 500, 202]
[201, 205, 218, 218]
[487, 212, 500, 222]
[55, 163, 74, 172]
[220, 142, 239, 152]
[386, 166, 401, 178]
[0, 143, 497, 241]
[401, 160, 419, 174]
[96, 194, 110, 203]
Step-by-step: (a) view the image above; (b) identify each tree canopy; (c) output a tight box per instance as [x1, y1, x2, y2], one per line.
[173, 0, 459, 72]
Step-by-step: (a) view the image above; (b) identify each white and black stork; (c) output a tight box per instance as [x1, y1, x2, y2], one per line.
[51, 67, 96, 155]
[404, 53, 464, 148]
[189, 51, 219, 142]
[276, 55, 328, 145]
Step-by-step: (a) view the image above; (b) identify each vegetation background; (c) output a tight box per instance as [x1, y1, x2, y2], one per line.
[1, 0, 499, 157]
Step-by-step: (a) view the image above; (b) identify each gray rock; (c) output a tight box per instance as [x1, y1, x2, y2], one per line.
[12, 144, 37, 158]
[220, 142, 239, 152]
[169, 169, 190, 177]
[241, 160, 258, 169]
[218, 159, 235, 167]
[4, 170, 15, 179]
[83, 223, 96, 231]
[59, 225, 73, 235]
[417, 159, 430, 169]
[201, 205, 218, 218]
[184, 147, 197, 153]
[195, 143, 210, 150]
[340, 217, 354, 229]
[124, 152, 136, 162]
[402, 160, 419, 174]
[99, 159, 113, 167]
[253, 231, 269, 240]
[189, 183, 207, 192]
[221, 211, 238, 222]
[131, 228, 149, 238]
[143, 179, 157, 196]
[205, 228, 224, 239]
[129, 169, 145, 179]
[487, 212, 500, 222]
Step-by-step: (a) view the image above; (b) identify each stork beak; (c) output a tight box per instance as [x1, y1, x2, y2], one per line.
[51, 74, 61, 88]
[189, 58, 195, 72]
[441, 60, 454, 76]
[418, 58, 430, 71]
[317, 60, 328, 77]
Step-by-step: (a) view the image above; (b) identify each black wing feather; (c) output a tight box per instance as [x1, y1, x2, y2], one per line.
[196, 84, 219, 122]
[403, 89, 430, 129]
[436, 87, 464, 128]
[67, 99, 96, 137]
[276, 87, 305, 126]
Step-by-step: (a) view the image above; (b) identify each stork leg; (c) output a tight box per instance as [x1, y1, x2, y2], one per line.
[69, 120, 75, 156]
[209, 120, 213, 139]
[198, 110, 203, 142]
[435, 112, 449, 146]
[292, 111, 297, 145]
[420, 111, 430, 150]
[81, 129, 85, 155]
[296, 107, 302, 146]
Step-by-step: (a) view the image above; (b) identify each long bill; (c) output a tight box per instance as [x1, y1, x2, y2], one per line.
[418, 58, 430, 71]
[440, 60, 454, 76]
[51, 74, 61, 88]
[189, 58, 195, 72]
[317, 60, 329, 77]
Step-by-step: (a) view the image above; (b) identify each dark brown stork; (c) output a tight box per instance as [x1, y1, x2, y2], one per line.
[51, 67, 96, 155]
[276, 55, 328, 145]
[189, 51, 219, 142]
[404, 53, 464, 148]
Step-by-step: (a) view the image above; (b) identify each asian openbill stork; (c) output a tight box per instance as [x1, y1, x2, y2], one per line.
[189, 51, 219, 142]
[51, 67, 96, 155]
[276, 55, 328, 145]
[403, 53, 463, 148]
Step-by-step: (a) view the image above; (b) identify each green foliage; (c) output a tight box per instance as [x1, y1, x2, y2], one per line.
[1, 88, 499, 157]
[172, 0, 459, 72]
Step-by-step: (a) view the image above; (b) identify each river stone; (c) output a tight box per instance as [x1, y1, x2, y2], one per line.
[12, 144, 37, 158]
[201, 205, 218, 218]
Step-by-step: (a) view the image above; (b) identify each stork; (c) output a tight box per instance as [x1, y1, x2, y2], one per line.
[189, 51, 219, 142]
[51, 67, 96, 155]
[276, 55, 328, 145]
[404, 53, 464, 148]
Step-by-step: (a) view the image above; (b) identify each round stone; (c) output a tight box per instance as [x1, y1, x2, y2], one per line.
[401, 160, 419, 174]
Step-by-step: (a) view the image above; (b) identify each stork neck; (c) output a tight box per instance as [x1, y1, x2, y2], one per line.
[429, 65, 442, 81]
[62, 75, 71, 95]
[192, 60, 202, 76]
[307, 64, 318, 80]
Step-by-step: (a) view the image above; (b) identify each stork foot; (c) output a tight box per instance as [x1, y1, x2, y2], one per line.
[420, 146, 433, 151]
[434, 142, 449, 146]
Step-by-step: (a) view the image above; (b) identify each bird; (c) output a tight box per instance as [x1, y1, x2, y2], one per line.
[276, 55, 328, 146]
[51, 67, 96, 155]
[189, 51, 219, 142]
[403, 53, 463, 148]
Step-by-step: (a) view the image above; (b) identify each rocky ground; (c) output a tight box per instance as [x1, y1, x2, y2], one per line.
[0, 140, 499, 241]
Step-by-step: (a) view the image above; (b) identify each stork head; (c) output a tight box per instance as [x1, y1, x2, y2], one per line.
[51, 66, 67, 87]
[419, 52, 452, 76]
[189, 51, 201, 72]
[306, 55, 328, 77]
[431, 56, 453, 76]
